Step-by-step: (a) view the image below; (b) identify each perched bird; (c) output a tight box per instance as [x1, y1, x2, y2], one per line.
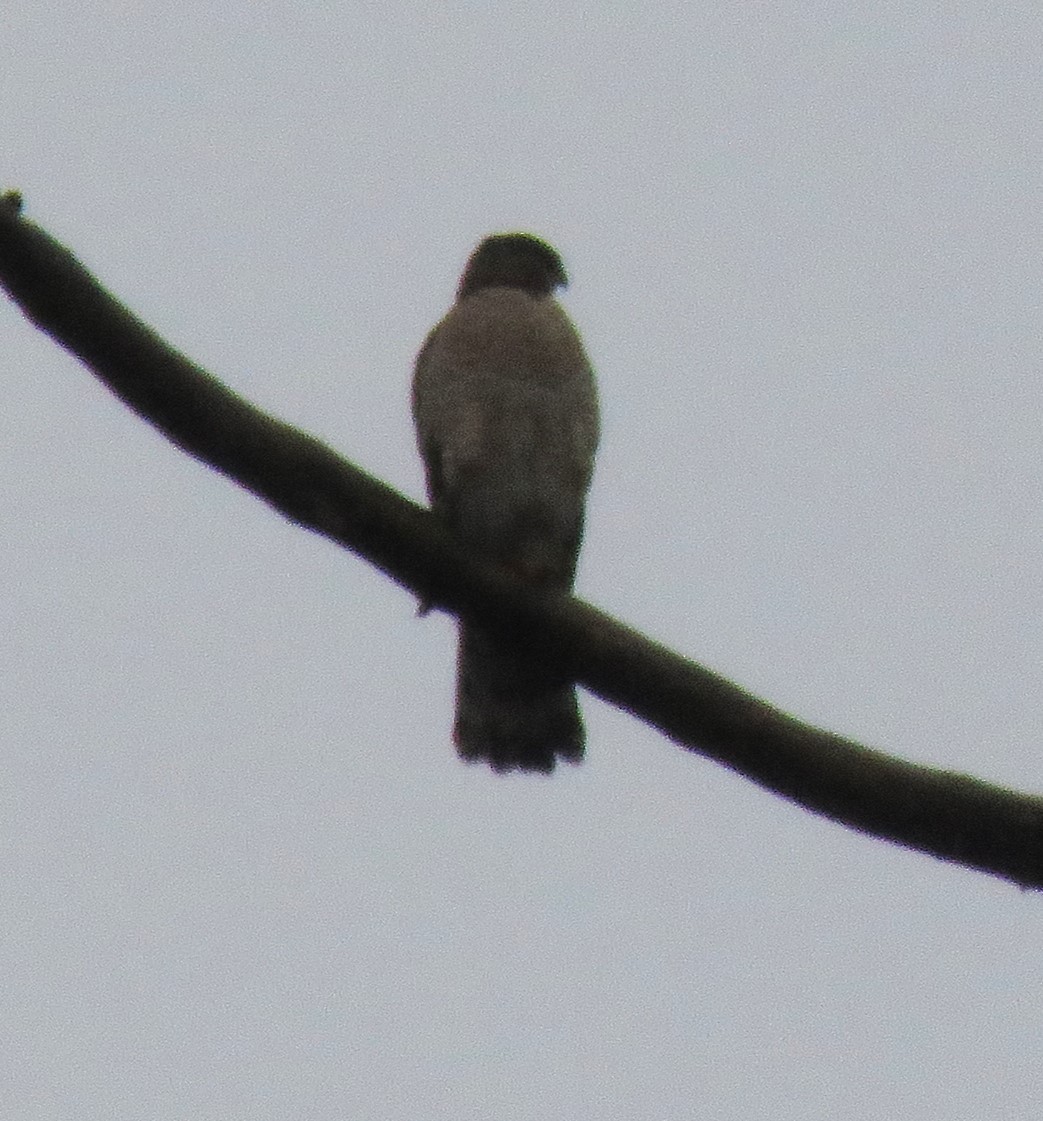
[412, 233, 600, 773]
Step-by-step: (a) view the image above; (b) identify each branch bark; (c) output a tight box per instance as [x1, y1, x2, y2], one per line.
[3, 192, 1041, 888]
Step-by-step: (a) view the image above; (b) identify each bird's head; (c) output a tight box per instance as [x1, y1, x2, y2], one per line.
[457, 233, 569, 299]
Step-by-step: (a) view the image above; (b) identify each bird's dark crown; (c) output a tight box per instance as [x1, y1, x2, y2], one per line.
[457, 233, 569, 299]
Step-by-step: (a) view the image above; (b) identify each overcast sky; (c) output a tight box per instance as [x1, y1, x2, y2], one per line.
[4, 4, 1043, 1119]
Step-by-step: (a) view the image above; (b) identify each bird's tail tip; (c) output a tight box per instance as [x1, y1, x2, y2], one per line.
[454, 705, 585, 775]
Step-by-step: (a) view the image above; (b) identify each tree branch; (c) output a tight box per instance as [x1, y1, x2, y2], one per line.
[3, 192, 1041, 888]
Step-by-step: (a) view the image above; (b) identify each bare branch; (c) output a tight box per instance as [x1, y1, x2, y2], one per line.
[3, 192, 1042, 888]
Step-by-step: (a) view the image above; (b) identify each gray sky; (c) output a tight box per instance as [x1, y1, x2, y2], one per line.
[4, 3, 1042, 1118]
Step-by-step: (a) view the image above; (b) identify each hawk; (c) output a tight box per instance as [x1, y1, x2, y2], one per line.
[412, 233, 600, 773]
